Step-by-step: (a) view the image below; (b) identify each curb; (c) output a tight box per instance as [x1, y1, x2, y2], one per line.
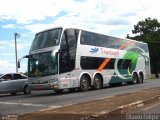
[81, 95, 160, 120]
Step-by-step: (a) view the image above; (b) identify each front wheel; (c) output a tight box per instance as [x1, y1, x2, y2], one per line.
[132, 73, 138, 84]
[79, 76, 89, 92]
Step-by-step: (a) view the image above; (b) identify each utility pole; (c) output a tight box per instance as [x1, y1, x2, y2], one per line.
[14, 33, 20, 73]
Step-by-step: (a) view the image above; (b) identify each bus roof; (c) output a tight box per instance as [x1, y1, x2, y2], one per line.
[36, 26, 147, 45]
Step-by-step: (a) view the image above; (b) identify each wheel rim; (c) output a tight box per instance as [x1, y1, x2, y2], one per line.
[26, 86, 29, 93]
[24, 85, 30, 94]
[94, 78, 101, 88]
[139, 74, 143, 83]
[81, 79, 88, 89]
[132, 74, 137, 83]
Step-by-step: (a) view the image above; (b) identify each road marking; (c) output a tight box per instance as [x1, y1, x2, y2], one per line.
[0, 102, 47, 107]
[38, 106, 62, 111]
[99, 95, 114, 100]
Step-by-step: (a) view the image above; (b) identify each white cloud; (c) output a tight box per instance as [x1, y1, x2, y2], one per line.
[0, 59, 16, 74]
[0, 0, 160, 74]
[0, 0, 160, 38]
[1, 0, 160, 37]
[0, 0, 66, 24]
[2, 24, 16, 29]
[0, 59, 27, 74]
[13, 0, 158, 38]
[0, 40, 29, 74]
[0, 40, 30, 51]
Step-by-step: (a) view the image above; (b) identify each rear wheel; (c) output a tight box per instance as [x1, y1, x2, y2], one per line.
[79, 75, 89, 92]
[139, 73, 144, 83]
[92, 75, 102, 90]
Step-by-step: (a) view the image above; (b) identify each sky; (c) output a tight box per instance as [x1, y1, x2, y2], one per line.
[0, 0, 160, 74]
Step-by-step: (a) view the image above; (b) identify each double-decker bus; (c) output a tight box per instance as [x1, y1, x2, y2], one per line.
[21, 27, 151, 93]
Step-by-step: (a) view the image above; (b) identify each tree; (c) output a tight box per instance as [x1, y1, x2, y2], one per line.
[127, 17, 160, 78]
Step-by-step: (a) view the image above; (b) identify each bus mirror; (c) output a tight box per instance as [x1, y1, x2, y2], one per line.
[18, 55, 29, 68]
[23, 55, 29, 58]
[51, 51, 58, 63]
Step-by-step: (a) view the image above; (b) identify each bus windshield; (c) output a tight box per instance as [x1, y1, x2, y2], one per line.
[30, 28, 62, 50]
[28, 51, 58, 77]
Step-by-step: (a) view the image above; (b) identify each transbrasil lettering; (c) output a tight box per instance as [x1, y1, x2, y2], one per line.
[100, 48, 119, 57]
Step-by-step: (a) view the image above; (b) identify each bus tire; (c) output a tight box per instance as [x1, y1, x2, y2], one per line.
[139, 72, 144, 83]
[23, 85, 31, 94]
[92, 75, 102, 90]
[79, 75, 89, 92]
[132, 73, 138, 84]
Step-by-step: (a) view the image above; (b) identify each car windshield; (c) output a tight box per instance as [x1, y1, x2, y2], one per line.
[28, 51, 58, 77]
[30, 28, 62, 50]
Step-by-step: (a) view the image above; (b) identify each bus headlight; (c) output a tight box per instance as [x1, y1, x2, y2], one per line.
[48, 78, 58, 84]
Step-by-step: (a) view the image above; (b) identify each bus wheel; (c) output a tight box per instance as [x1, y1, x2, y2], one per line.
[139, 73, 144, 83]
[132, 73, 138, 84]
[23, 85, 31, 94]
[79, 75, 89, 92]
[93, 75, 102, 90]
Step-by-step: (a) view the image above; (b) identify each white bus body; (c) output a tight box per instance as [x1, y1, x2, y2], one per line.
[27, 27, 151, 92]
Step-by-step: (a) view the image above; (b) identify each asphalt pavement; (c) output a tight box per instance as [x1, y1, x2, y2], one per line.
[0, 79, 160, 115]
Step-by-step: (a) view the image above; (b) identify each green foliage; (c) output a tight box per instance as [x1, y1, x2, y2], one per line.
[127, 17, 160, 78]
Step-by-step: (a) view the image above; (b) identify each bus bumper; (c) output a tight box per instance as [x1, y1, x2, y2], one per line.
[30, 83, 59, 91]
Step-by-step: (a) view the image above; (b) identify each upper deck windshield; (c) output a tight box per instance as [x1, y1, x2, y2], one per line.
[30, 28, 62, 50]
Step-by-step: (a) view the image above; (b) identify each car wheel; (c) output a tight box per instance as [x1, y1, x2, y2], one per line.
[23, 85, 31, 94]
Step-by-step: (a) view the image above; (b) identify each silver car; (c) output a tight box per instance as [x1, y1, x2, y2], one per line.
[0, 73, 31, 95]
